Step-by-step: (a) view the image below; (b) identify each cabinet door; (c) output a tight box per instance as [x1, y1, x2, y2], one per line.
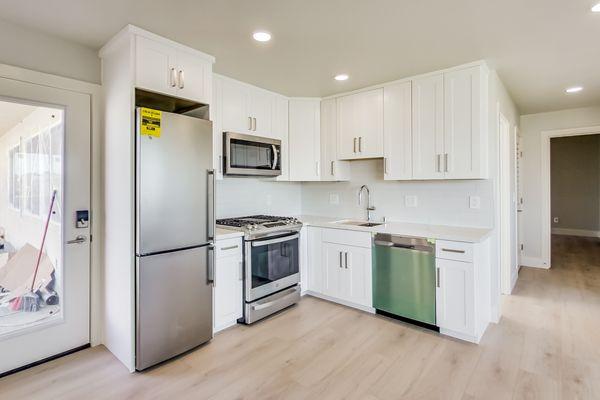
[213, 255, 243, 332]
[322, 242, 344, 298]
[320, 98, 349, 181]
[384, 81, 412, 180]
[340, 246, 372, 308]
[336, 95, 357, 160]
[289, 99, 321, 181]
[135, 36, 177, 96]
[221, 78, 251, 134]
[354, 88, 384, 158]
[306, 227, 323, 293]
[444, 66, 486, 179]
[436, 258, 474, 335]
[412, 74, 444, 179]
[248, 89, 272, 136]
[272, 96, 290, 181]
[176, 50, 211, 104]
[211, 76, 224, 179]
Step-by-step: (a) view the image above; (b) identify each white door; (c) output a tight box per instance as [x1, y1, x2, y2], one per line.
[176, 50, 211, 104]
[436, 258, 474, 335]
[213, 240, 242, 332]
[288, 99, 320, 181]
[135, 35, 177, 96]
[220, 77, 250, 134]
[322, 242, 343, 298]
[0, 77, 90, 375]
[320, 98, 349, 181]
[248, 89, 272, 136]
[412, 74, 444, 179]
[336, 95, 357, 160]
[444, 66, 482, 179]
[340, 246, 372, 307]
[383, 81, 412, 180]
[353, 89, 384, 159]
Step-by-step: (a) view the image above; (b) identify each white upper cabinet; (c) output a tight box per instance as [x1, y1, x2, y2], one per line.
[249, 90, 272, 137]
[383, 81, 412, 180]
[444, 66, 488, 179]
[289, 99, 321, 181]
[272, 96, 290, 181]
[412, 73, 445, 180]
[320, 98, 350, 181]
[135, 35, 212, 104]
[337, 88, 384, 160]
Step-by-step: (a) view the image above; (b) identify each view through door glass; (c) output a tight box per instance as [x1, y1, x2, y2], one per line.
[0, 99, 64, 338]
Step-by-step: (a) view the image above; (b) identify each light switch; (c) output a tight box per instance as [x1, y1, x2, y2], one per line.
[405, 195, 418, 208]
[329, 193, 340, 205]
[469, 196, 481, 209]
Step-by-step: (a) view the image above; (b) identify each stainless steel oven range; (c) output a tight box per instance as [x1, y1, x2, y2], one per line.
[216, 215, 302, 324]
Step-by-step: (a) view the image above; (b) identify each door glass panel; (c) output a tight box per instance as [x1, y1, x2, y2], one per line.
[251, 237, 299, 289]
[0, 99, 63, 337]
[230, 138, 274, 170]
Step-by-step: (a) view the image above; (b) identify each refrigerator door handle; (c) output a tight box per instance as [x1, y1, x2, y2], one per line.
[207, 169, 216, 241]
[208, 244, 215, 286]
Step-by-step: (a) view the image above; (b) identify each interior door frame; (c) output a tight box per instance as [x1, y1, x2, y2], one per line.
[540, 125, 600, 268]
[0, 63, 102, 346]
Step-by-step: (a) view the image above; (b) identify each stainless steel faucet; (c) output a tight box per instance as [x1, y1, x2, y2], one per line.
[358, 185, 376, 221]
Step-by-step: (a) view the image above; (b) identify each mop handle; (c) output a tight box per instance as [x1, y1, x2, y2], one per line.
[31, 190, 57, 292]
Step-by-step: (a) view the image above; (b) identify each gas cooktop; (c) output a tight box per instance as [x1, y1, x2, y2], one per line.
[217, 215, 302, 239]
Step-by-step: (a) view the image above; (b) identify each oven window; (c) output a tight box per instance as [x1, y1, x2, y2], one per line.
[251, 237, 299, 289]
[230, 138, 275, 170]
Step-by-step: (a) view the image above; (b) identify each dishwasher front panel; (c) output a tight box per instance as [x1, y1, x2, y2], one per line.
[373, 240, 436, 325]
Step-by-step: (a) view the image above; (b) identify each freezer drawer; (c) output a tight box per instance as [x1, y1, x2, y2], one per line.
[136, 245, 213, 370]
[372, 235, 436, 325]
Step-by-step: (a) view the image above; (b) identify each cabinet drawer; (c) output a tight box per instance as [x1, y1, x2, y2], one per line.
[436, 240, 473, 262]
[322, 228, 372, 248]
[216, 238, 242, 259]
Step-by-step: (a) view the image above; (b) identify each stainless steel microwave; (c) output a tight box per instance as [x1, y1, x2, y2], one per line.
[224, 132, 281, 176]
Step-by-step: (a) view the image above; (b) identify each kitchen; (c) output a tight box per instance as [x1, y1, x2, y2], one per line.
[1, 2, 599, 398]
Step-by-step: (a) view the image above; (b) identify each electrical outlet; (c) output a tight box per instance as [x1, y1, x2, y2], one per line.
[405, 195, 418, 208]
[469, 196, 481, 209]
[329, 193, 340, 205]
[553, 217, 559, 223]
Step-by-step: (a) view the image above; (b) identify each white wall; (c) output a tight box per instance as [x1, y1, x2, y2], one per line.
[0, 18, 100, 84]
[217, 178, 301, 218]
[520, 106, 600, 263]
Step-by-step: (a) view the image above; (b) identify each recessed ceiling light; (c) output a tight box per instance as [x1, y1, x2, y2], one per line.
[592, 3, 600, 12]
[252, 31, 271, 42]
[565, 86, 583, 93]
[334, 74, 349, 81]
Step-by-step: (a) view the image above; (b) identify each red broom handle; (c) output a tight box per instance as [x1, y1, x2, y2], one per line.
[30, 190, 57, 292]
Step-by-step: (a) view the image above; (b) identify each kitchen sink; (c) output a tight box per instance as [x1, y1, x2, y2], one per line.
[333, 219, 384, 227]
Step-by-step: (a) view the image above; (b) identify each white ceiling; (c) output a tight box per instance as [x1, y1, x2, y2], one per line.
[0, 100, 35, 138]
[1, 0, 600, 114]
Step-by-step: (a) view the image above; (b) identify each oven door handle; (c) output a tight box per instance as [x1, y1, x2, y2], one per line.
[252, 288, 299, 310]
[251, 233, 300, 247]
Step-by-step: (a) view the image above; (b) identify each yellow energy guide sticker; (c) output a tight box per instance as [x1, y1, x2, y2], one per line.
[140, 108, 161, 137]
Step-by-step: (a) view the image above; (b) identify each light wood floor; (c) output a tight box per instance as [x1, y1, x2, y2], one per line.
[1, 235, 599, 400]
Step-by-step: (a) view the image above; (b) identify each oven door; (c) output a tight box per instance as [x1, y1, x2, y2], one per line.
[245, 233, 300, 302]
[224, 132, 281, 176]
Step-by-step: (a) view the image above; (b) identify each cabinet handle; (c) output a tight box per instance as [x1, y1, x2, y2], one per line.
[252, 117, 257, 131]
[436, 268, 440, 288]
[384, 158, 389, 174]
[339, 251, 343, 268]
[344, 252, 348, 269]
[444, 153, 448, 172]
[178, 69, 184, 89]
[442, 248, 465, 254]
[169, 67, 177, 87]
[248, 116, 253, 130]
[436, 154, 441, 172]
[358, 137, 362, 152]
[353, 137, 357, 153]
[220, 245, 238, 251]
[331, 161, 335, 176]
[316, 161, 320, 176]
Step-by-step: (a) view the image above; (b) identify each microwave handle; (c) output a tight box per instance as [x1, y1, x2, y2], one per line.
[272, 144, 278, 170]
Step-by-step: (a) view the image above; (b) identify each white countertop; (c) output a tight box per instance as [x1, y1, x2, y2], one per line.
[297, 215, 492, 243]
[216, 227, 244, 241]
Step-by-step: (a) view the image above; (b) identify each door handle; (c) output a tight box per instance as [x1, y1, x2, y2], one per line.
[353, 137, 357, 153]
[384, 158, 389, 174]
[248, 116, 253, 130]
[67, 235, 87, 245]
[436, 154, 441, 172]
[207, 169, 216, 240]
[178, 69, 184, 89]
[169, 67, 177, 87]
[208, 245, 215, 286]
[339, 251, 343, 268]
[358, 137, 362, 153]
[344, 252, 348, 269]
[444, 153, 448, 172]
[436, 268, 440, 288]
[331, 161, 335, 176]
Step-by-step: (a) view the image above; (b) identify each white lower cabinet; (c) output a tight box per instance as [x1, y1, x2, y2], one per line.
[307, 228, 373, 310]
[213, 237, 243, 333]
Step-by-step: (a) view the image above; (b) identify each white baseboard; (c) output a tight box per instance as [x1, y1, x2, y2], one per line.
[551, 228, 600, 238]
[520, 256, 549, 269]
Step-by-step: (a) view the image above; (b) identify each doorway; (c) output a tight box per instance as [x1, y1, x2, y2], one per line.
[0, 76, 91, 375]
[540, 126, 600, 267]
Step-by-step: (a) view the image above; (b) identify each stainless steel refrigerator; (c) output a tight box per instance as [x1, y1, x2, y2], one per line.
[135, 107, 215, 371]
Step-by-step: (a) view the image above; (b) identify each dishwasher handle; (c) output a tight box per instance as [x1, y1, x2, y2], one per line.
[374, 240, 415, 250]
[374, 234, 435, 253]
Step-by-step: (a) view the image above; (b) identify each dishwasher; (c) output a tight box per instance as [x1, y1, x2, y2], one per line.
[372, 233, 437, 329]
